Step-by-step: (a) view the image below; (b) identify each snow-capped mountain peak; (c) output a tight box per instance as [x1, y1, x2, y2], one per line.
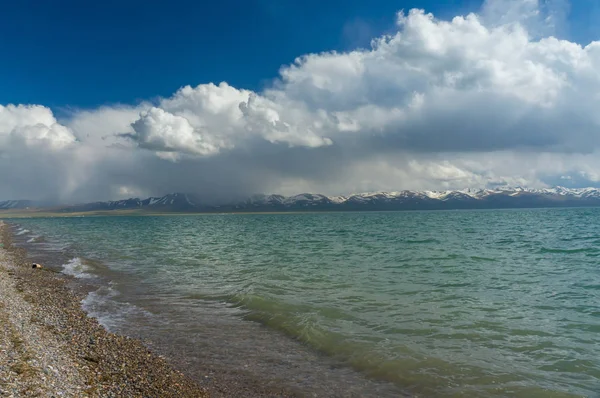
[4, 187, 600, 213]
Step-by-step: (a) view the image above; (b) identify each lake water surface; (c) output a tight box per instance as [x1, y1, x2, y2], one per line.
[9, 208, 600, 397]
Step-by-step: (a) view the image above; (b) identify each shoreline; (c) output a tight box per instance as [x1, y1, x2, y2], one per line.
[0, 221, 301, 397]
[2, 220, 411, 398]
[0, 221, 210, 397]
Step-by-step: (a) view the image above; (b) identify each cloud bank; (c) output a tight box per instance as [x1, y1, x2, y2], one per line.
[2, 0, 600, 203]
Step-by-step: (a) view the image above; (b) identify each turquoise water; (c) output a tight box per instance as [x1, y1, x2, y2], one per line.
[9, 208, 600, 397]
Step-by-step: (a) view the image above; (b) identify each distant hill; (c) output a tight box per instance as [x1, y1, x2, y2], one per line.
[61, 193, 199, 212]
[4, 187, 600, 214]
[0, 200, 34, 210]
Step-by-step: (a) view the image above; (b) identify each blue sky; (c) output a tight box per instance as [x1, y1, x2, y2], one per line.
[3, 0, 597, 110]
[3, 0, 600, 201]
[0, 0, 476, 109]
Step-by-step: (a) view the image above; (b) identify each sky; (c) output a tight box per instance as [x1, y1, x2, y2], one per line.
[2, 0, 600, 202]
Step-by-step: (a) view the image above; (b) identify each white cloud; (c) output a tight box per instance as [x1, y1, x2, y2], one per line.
[66, 105, 143, 145]
[0, 105, 80, 201]
[130, 107, 223, 159]
[3, 0, 600, 202]
[239, 93, 333, 147]
[481, 0, 571, 38]
[0, 104, 76, 149]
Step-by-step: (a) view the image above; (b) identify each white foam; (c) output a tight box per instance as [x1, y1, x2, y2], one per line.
[61, 257, 95, 279]
[82, 286, 120, 330]
[82, 284, 153, 332]
[16, 228, 30, 236]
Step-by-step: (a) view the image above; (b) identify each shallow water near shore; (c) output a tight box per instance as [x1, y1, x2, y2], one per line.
[7, 208, 600, 397]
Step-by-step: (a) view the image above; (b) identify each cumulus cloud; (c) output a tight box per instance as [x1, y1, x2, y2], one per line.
[0, 104, 76, 149]
[2, 0, 600, 202]
[129, 107, 223, 159]
[0, 105, 78, 202]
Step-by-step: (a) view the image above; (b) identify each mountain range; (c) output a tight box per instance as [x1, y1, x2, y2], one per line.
[3, 187, 600, 213]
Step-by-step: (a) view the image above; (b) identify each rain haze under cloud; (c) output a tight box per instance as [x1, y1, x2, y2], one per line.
[2, 0, 600, 203]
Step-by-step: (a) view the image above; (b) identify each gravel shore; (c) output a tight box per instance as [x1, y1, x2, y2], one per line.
[0, 221, 209, 397]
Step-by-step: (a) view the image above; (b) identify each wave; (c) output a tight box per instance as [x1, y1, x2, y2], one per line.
[560, 236, 600, 242]
[26, 235, 46, 243]
[15, 228, 30, 236]
[421, 254, 463, 261]
[470, 256, 498, 262]
[61, 257, 95, 279]
[539, 247, 599, 254]
[403, 238, 440, 244]
[82, 284, 153, 332]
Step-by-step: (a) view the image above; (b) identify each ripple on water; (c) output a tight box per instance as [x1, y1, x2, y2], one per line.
[7, 208, 600, 397]
[539, 247, 599, 254]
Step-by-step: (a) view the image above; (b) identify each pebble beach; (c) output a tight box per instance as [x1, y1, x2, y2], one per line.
[0, 221, 209, 397]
